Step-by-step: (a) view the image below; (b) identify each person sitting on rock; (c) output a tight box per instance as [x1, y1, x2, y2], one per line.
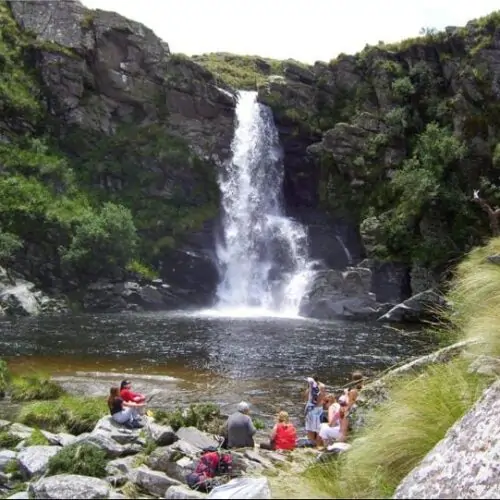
[120, 379, 146, 404]
[107, 387, 144, 429]
[225, 401, 257, 449]
[318, 394, 349, 446]
[260, 411, 297, 451]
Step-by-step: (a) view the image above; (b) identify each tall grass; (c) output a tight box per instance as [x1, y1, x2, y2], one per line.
[447, 237, 500, 356]
[305, 359, 490, 498]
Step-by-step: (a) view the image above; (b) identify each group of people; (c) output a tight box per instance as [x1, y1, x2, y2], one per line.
[223, 370, 364, 452]
[106, 372, 363, 450]
[107, 379, 147, 429]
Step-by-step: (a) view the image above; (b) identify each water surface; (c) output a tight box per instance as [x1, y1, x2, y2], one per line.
[0, 311, 431, 419]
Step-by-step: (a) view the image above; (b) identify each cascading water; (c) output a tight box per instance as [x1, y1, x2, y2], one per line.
[213, 91, 316, 317]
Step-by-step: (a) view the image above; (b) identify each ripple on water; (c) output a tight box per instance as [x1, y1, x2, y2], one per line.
[0, 311, 431, 418]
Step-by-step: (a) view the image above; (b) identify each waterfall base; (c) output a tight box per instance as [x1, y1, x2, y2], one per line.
[194, 306, 305, 319]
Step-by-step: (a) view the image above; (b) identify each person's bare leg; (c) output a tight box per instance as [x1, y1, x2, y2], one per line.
[307, 431, 316, 442]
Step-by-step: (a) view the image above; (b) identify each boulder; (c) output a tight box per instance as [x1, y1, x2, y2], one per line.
[0, 450, 16, 472]
[299, 268, 387, 320]
[377, 289, 449, 323]
[145, 421, 178, 446]
[133, 465, 182, 497]
[175, 427, 219, 451]
[206, 477, 271, 499]
[165, 485, 208, 499]
[17, 445, 60, 479]
[92, 416, 143, 445]
[393, 380, 500, 499]
[74, 432, 140, 458]
[28, 474, 111, 499]
[9, 423, 35, 441]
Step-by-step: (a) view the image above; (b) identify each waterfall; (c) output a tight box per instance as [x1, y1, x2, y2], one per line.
[214, 91, 316, 317]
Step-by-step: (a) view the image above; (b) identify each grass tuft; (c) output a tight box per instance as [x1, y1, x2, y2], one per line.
[9, 374, 65, 402]
[18, 395, 106, 434]
[47, 443, 107, 477]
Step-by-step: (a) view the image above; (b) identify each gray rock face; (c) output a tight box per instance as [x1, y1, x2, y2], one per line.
[28, 474, 111, 499]
[145, 421, 178, 447]
[175, 427, 219, 451]
[165, 485, 208, 499]
[17, 445, 60, 479]
[299, 267, 389, 320]
[0, 450, 16, 472]
[393, 380, 500, 499]
[377, 289, 449, 323]
[133, 465, 182, 497]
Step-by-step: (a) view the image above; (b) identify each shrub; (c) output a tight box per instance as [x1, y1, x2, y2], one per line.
[47, 443, 107, 478]
[9, 374, 65, 402]
[18, 396, 106, 434]
[0, 358, 11, 397]
[0, 431, 22, 449]
[305, 359, 490, 498]
[154, 403, 224, 433]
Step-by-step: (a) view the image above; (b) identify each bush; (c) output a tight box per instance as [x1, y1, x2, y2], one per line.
[305, 359, 490, 498]
[0, 431, 22, 449]
[0, 358, 11, 397]
[9, 374, 65, 402]
[154, 403, 224, 433]
[47, 443, 107, 478]
[18, 396, 106, 434]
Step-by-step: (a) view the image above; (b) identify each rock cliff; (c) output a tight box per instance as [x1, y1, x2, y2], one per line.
[247, 13, 500, 300]
[0, 0, 236, 310]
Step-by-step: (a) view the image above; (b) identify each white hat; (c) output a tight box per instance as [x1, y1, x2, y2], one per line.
[237, 401, 250, 412]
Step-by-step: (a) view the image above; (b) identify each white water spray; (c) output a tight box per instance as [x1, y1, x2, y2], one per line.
[213, 91, 316, 318]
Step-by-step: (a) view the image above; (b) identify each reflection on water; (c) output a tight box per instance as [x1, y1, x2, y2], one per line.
[0, 311, 432, 418]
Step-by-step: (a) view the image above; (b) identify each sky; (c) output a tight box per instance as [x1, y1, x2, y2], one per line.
[81, 0, 500, 63]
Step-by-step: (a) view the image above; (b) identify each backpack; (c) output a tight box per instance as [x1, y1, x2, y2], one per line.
[310, 382, 320, 405]
[186, 450, 233, 492]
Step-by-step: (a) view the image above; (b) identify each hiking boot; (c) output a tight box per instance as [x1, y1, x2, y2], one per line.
[132, 420, 144, 429]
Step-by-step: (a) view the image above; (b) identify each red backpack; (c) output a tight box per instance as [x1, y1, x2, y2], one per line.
[186, 450, 233, 492]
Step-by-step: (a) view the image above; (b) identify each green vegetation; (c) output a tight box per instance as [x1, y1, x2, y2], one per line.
[305, 10, 500, 269]
[18, 396, 106, 434]
[0, 430, 22, 449]
[192, 53, 285, 89]
[25, 428, 50, 446]
[447, 237, 500, 356]
[0, 358, 11, 396]
[9, 374, 65, 402]
[153, 402, 224, 433]
[47, 443, 107, 478]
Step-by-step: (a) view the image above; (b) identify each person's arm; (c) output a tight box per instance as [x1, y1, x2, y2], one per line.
[247, 417, 257, 436]
[338, 410, 349, 442]
[270, 424, 278, 440]
[123, 401, 145, 408]
[327, 405, 336, 426]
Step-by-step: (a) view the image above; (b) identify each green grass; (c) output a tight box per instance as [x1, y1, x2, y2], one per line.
[153, 402, 224, 433]
[47, 443, 107, 478]
[18, 395, 107, 435]
[9, 374, 65, 402]
[0, 430, 22, 449]
[305, 359, 490, 498]
[446, 237, 500, 356]
[191, 52, 285, 89]
[25, 428, 49, 446]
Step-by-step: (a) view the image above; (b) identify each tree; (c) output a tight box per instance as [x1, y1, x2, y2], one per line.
[61, 202, 138, 281]
[0, 229, 22, 281]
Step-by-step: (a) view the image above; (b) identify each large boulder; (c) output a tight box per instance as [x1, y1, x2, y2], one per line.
[299, 267, 389, 320]
[17, 446, 60, 479]
[28, 474, 111, 499]
[393, 380, 500, 499]
[377, 289, 449, 323]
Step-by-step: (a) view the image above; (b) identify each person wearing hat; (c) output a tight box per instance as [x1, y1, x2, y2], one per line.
[120, 380, 146, 404]
[225, 401, 257, 449]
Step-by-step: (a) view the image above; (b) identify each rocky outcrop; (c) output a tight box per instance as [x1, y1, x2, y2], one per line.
[0, 267, 67, 317]
[3, 0, 237, 309]
[393, 379, 500, 499]
[258, 14, 500, 291]
[377, 288, 449, 324]
[299, 266, 392, 320]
